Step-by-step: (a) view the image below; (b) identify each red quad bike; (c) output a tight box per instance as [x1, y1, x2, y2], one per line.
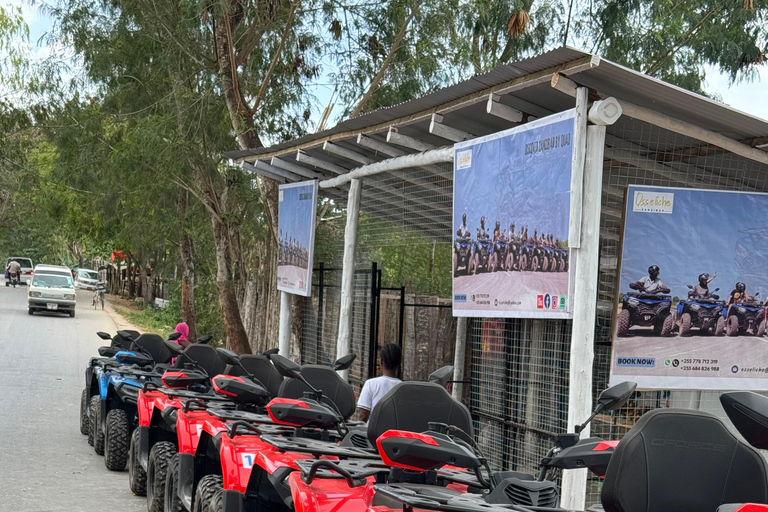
[131, 343, 280, 509]
[173, 353, 368, 512]
[287, 381, 637, 512]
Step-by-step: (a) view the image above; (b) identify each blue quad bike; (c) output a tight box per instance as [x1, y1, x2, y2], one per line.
[470, 236, 492, 274]
[518, 243, 536, 271]
[453, 237, 473, 276]
[677, 287, 724, 336]
[490, 237, 512, 272]
[716, 294, 766, 337]
[616, 292, 675, 337]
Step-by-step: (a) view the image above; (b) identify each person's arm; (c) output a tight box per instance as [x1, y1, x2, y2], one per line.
[358, 408, 370, 422]
[357, 380, 373, 421]
[708, 273, 717, 284]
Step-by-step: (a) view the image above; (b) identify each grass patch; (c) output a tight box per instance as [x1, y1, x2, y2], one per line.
[114, 306, 174, 338]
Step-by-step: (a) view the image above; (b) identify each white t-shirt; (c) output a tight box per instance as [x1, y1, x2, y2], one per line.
[357, 376, 401, 412]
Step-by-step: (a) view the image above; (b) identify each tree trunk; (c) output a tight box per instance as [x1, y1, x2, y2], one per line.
[211, 213, 252, 354]
[178, 191, 198, 342]
[127, 254, 136, 299]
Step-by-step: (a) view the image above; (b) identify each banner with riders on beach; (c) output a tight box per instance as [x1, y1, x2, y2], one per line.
[277, 180, 317, 297]
[611, 185, 768, 390]
[452, 110, 575, 318]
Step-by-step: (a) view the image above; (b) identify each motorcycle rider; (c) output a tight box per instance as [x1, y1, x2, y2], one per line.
[6, 259, 21, 287]
[690, 272, 717, 299]
[629, 265, 670, 294]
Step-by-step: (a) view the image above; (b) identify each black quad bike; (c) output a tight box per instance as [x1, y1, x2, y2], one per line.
[490, 237, 510, 272]
[716, 293, 766, 336]
[470, 236, 492, 275]
[518, 244, 535, 272]
[677, 286, 724, 336]
[453, 237, 472, 277]
[616, 292, 675, 337]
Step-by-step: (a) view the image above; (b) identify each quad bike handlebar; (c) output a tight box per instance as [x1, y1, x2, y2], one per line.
[303, 460, 368, 488]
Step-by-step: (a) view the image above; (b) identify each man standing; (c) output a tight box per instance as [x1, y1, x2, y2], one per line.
[357, 344, 402, 422]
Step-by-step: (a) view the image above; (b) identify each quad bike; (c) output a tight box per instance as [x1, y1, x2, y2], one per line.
[717, 293, 766, 336]
[470, 236, 492, 275]
[453, 237, 472, 277]
[556, 248, 569, 272]
[490, 237, 509, 272]
[286, 382, 636, 512]
[677, 286, 724, 336]
[616, 292, 675, 337]
[518, 244, 535, 272]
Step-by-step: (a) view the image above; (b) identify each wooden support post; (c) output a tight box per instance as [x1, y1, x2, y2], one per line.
[451, 317, 468, 401]
[279, 291, 292, 358]
[336, 178, 362, 381]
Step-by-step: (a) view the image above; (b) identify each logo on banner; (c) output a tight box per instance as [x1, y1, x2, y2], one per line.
[454, 294, 467, 303]
[456, 149, 472, 169]
[633, 191, 674, 214]
[617, 357, 656, 367]
[551, 295, 558, 310]
[559, 296, 566, 309]
[537, 295, 544, 309]
[544, 294, 551, 309]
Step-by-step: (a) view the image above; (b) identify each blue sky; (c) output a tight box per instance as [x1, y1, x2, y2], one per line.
[7, 1, 768, 130]
[453, 114, 573, 239]
[278, 182, 316, 248]
[621, 186, 768, 299]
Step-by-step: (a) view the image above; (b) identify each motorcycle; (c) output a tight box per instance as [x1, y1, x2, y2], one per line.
[453, 237, 473, 277]
[716, 292, 765, 336]
[8, 271, 19, 287]
[616, 291, 674, 337]
[677, 286, 724, 336]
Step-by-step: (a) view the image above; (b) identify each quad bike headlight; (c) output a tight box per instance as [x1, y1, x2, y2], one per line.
[627, 298, 640, 307]
[738, 307, 747, 314]
[690, 304, 700, 311]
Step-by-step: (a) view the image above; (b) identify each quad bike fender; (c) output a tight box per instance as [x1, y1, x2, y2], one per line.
[178, 452, 196, 512]
[222, 490, 245, 512]
[137, 390, 161, 427]
[177, 409, 217, 454]
[137, 425, 150, 471]
[288, 470, 374, 512]
[219, 434, 276, 493]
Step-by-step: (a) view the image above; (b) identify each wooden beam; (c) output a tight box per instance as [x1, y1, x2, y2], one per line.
[322, 141, 374, 165]
[429, 113, 475, 142]
[242, 161, 286, 183]
[387, 127, 436, 151]
[252, 160, 303, 181]
[356, 134, 406, 158]
[271, 157, 328, 180]
[296, 150, 349, 175]
[486, 93, 524, 123]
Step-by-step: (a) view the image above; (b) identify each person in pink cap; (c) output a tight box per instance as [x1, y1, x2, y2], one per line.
[174, 322, 191, 349]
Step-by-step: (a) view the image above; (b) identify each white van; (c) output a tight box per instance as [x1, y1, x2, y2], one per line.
[28, 264, 77, 317]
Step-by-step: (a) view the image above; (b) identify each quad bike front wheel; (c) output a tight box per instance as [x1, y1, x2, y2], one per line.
[616, 310, 630, 337]
[164, 454, 185, 512]
[90, 395, 105, 454]
[518, 254, 527, 272]
[453, 253, 458, 277]
[489, 253, 498, 272]
[80, 389, 90, 436]
[104, 408, 130, 471]
[660, 313, 675, 336]
[678, 313, 692, 337]
[148, 441, 178, 512]
[541, 256, 548, 272]
[193, 475, 223, 512]
[758, 320, 767, 337]
[469, 254, 478, 275]
[726, 315, 740, 336]
[506, 253, 514, 271]
[129, 428, 147, 496]
[715, 317, 726, 336]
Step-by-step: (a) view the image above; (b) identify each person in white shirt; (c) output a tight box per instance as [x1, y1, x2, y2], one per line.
[357, 343, 402, 422]
[629, 265, 670, 295]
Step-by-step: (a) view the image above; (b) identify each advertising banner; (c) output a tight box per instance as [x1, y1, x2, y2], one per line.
[610, 185, 768, 390]
[277, 181, 317, 297]
[452, 110, 575, 318]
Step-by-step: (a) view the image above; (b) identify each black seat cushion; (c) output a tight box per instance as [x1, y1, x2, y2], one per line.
[367, 381, 474, 446]
[278, 365, 356, 420]
[131, 334, 174, 364]
[173, 344, 227, 377]
[112, 330, 140, 350]
[230, 355, 283, 397]
[602, 409, 768, 512]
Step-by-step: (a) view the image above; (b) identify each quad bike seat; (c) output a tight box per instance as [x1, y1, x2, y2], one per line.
[131, 333, 175, 364]
[367, 380, 474, 446]
[601, 408, 768, 512]
[173, 344, 227, 377]
[226, 355, 284, 397]
[112, 330, 140, 350]
[278, 365, 356, 419]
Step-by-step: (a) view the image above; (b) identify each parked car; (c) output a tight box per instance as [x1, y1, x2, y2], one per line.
[5, 257, 34, 286]
[28, 264, 77, 317]
[74, 268, 100, 291]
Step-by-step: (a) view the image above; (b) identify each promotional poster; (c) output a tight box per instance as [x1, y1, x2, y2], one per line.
[452, 110, 575, 318]
[610, 185, 768, 390]
[277, 181, 317, 297]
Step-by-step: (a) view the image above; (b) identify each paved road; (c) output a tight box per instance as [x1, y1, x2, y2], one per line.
[0, 285, 144, 511]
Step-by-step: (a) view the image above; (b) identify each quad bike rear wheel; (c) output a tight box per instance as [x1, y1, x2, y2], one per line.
[148, 441, 178, 512]
[129, 428, 147, 496]
[193, 475, 223, 512]
[660, 313, 675, 336]
[715, 317, 726, 336]
[678, 313, 692, 337]
[90, 395, 105, 454]
[164, 454, 185, 512]
[616, 309, 630, 337]
[80, 389, 90, 436]
[726, 315, 740, 336]
[104, 408, 130, 471]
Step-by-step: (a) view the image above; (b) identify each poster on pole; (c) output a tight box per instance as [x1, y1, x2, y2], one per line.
[452, 110, 575, 318]
[277, 180, 317, 297]
[610, 185, 768, 390]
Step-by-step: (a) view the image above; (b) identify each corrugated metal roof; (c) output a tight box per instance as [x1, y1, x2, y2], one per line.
[225, 47, 768, 162]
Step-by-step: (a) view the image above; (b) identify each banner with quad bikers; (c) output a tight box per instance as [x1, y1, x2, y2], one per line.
[277, 181, 318, 297]
[452, 110, 575, 318]
[611, 185, 768, 390]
